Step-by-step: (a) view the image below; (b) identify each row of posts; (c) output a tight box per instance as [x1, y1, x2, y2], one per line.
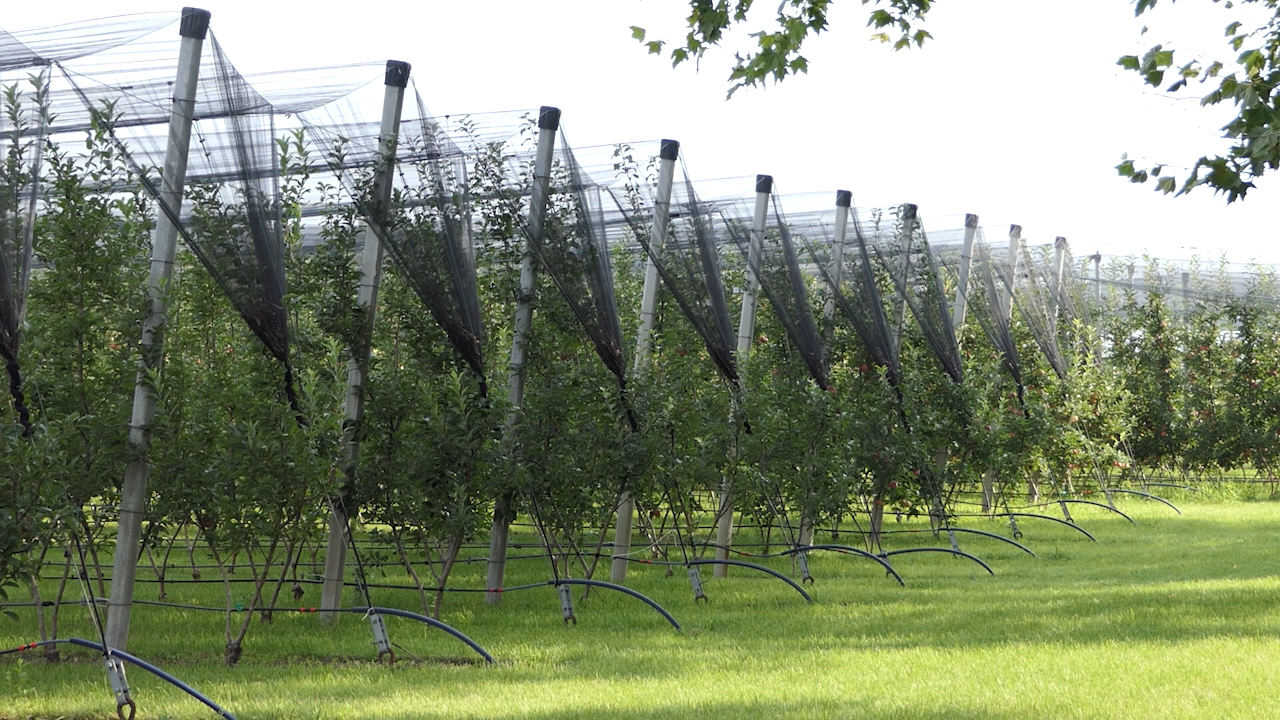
[104, 8, 423, 645]
[101, 6, 1096, 651]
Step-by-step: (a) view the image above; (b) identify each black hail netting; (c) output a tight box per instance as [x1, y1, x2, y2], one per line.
[0, 67, 48, 435]
[881, 207, 963, 385]
[970, 239, 1026, 404]
[725, 190, 829, 390]
[1050, 243, 1086, 329]
[537, 131, 633, 427]
[383, 92, 486, 394]
[27, 16, 379, 144]
[9, 11, 389, 423]
[298, 78, 533, 393]
[809, 205, 904, 389]
[0, 13, 177, 72]
[768, 195, 828, 389]
[1013, 244, 1069, 380]
[179, 35, 300, 417]
[298, 102, 530, 204]
[612, 160, 739, 386]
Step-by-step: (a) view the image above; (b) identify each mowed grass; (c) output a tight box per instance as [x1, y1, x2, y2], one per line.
[4, 497, 1280, 718]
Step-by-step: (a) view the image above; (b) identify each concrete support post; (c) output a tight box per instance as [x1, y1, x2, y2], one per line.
[716, 174, 772, 578]
[613, 139, 679, 583]
[105, 7, 210, 653]
[820, 190, 852, 338]
[951, 214, 979, 331]
[1051, 236, 1067, 332]
[802, 190, 851, 551]
[889, 205, 918, 351]
[632, 139, 679, 373]
[1004, 225, 1021, 323]
[320, 60, 411, 623]
[486, 106, 561, 604]
[1091, 252, 1102, 305]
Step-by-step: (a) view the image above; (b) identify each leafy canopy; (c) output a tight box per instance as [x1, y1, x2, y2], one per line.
[630, 1, 932, 98]
[1117, 0, 1280, 202]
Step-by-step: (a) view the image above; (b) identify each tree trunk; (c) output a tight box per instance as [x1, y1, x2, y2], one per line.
[432, 534, 464, 620]
[869, 494, 885, 553]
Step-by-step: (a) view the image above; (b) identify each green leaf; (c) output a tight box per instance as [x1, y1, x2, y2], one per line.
[646, 40, 665, 55]
[1118, 55, 1140, 71]
[1155, 177, 1176, 194]
[630, 26, 647, 41]
[1225, 21, 1242, 37]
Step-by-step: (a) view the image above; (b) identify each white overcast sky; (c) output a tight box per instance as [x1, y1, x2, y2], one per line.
[6, 0, 1278, 265]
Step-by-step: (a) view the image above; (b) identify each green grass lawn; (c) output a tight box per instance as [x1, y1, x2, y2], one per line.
[4, 497, 1280, 719]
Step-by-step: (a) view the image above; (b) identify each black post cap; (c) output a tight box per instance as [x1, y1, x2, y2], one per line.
[901, 203, 918, 219]
[1009, 224, 1022, 236]
[755, 174, 772, 194]
[1055, 236, 1067, 245]
[660, 139, 680, 161]
[835, 190, 852, 208]
[384, 61, 411, 88]
[180, 8, 211, 40]
[538, 106, 561, 131]
[965, 213, 979, 228]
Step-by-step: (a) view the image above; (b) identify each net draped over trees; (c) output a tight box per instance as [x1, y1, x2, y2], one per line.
[6, 11, 1280, 680]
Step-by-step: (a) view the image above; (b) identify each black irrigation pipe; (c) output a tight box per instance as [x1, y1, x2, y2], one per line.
[997, 513, 1097, 541]
[1060, 499, 1136, 524]
[774, 545, 906, 586]
[3, 600, 495, 665]
[1105, 488, 1183, 514]
[473, 576, 680, 627]
[872, 527, 1036, 556]
[79, 578, 678, 631]
[542, 579, 681, 631]
[680, 559, 810, 603]
[0, 638, 235, 720]
[578, 553, 814, 601]
[948, 528, 1037, 556]
[1144, 482, 1200, 493]
[879, 547, 995, 575]
[13, 575, 669, 599]
[349, 607, 493, 664]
